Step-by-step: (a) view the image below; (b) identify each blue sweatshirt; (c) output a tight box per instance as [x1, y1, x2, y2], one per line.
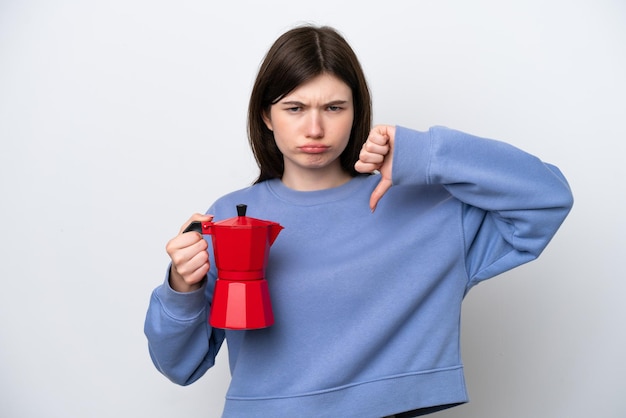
[145, 126, 573, 417]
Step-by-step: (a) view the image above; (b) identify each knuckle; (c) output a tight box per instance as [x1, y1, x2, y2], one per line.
[197, 251, 209, 263]
[171, 255, 184, 267]
[175, 264, 190, 278]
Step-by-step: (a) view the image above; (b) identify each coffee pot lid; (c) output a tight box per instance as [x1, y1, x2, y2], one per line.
[214, 204, 279, 228]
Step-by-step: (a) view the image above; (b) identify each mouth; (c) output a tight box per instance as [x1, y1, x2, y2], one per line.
[299, 145, 330, 154]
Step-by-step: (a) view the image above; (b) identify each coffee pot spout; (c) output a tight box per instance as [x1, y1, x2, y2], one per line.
[269, 223, 284, 246]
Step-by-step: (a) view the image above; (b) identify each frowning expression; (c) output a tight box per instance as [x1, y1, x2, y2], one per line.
[263, 73, 354, 180]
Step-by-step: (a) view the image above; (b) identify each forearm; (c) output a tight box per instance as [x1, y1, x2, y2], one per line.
[144, 271, 225, 385]
[392, 125, 573, 283]
[169, 264, 205, 293]
[393, 125, 573, 214]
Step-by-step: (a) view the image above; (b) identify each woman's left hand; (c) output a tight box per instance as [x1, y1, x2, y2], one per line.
[355, 125, 395, 211]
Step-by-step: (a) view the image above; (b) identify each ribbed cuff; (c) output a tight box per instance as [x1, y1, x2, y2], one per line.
[155, 265, 207, 320]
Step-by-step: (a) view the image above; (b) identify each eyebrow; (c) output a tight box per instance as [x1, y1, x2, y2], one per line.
[279, 100, 350, 107]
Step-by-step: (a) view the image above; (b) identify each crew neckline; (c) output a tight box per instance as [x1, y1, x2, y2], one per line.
[265, 175, 372, 206]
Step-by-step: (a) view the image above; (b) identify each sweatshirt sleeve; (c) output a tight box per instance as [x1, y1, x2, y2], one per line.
[144, 267, 225, 385]
[392, 125, 573, 289]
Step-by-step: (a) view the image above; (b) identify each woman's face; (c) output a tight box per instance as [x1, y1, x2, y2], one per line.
[263, 73, 354, 185]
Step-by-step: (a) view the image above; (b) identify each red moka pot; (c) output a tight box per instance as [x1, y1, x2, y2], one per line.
[184, 204, 283, 330]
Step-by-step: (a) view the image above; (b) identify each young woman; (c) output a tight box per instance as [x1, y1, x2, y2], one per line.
[145, 25, 573, 417]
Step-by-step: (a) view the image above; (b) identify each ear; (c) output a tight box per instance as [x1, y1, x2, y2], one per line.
[262, 110, 273, 131]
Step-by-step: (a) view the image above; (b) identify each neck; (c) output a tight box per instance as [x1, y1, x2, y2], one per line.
[281, 167, 352, 191]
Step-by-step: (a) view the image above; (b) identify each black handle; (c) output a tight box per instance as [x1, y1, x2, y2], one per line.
[183, 221, 203, 234]
[237, 204, 247, 217]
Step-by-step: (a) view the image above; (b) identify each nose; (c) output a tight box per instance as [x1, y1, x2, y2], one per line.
[305, 111, 324, 139]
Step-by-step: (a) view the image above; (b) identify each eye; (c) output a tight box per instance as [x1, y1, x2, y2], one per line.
[327, 105, 342, 112]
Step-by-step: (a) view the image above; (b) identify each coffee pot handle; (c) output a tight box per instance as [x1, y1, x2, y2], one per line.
[183, 221, 202, 234]
[183, 221, 213, 235]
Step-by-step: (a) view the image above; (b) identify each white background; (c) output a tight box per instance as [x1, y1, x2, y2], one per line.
[1, 0, 625, 417]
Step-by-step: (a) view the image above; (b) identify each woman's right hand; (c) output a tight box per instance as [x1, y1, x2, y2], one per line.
[165, 213, 214, 292]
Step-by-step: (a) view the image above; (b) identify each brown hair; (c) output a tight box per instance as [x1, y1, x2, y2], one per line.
[247, 25, 372, 184]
